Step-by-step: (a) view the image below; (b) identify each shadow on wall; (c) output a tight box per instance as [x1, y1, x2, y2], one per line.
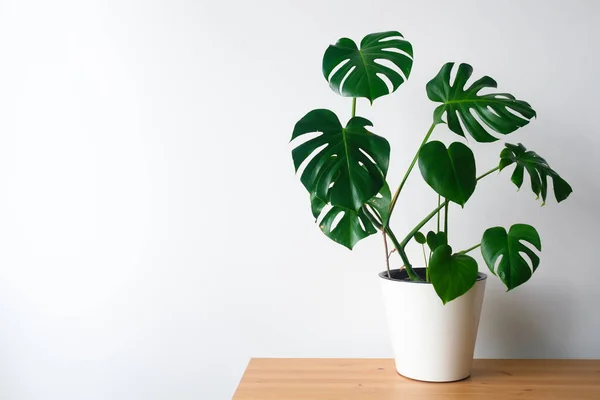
[476, 282, 574, 359]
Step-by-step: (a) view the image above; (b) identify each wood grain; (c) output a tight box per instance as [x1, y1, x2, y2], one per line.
[232, 358, 600, 399]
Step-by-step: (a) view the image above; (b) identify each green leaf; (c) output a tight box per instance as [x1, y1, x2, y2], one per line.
[364, 181, 392, 227]
[429, 244, 479, 304]
[426, 63, 536, 142]
[500, 143, 572, 204]
[414, 231, 427, 245]
[418, 141, 477, 206]
[481, 224, 542, 291]
[426, 231, 447, 253]
[310, 193, 377, 250]
[322, 31, 413, 103]
[292, 109, 390, 212]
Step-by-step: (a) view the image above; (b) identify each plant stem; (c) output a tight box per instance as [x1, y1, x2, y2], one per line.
[351, 98, 357, 118]
[444, 200, 449, 238]
[477, 166, 500, 181]
[389, 122, 437, 216]
[384, 226, 420, 281]
[459, 243, 481, 254]
[422, 245, 429, 282]
[383, 231, 391, 278]
[400, 200, 449, 248]
[436, 194, 441, 232]
[363, 207, 419, 281]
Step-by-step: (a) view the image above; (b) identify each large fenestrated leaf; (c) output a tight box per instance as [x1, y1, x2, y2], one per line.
[322, 31, 413, 103]
[310, 193, 377, 250]
[426, 63, 536, 142]
[500, 143, 572, 204]
[291, 109, 390, 212]
[429, 244, 479, 304]
[418, 141, 476, 206]
[481, 224, 542, 291]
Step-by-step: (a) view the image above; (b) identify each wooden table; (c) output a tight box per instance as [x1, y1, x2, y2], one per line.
[232, 358, 600, 399]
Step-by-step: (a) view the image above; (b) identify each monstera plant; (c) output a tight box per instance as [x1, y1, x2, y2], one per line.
[290, 31, 572, 304]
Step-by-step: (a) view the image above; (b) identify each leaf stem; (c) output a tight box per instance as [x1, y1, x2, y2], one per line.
[422, 245, 429, 282]
[351, 98, 357, 118]
[459, 243, 481, 254]
[385, 226, 420, 281]
[477, 166, 500, 181]
[444, 200, 449, 238]
[436, 194, 441, 232]
[400, 200, 449, 248]
[383, 231, 391, 278]
[363, 206, 420, 281]
[389, 122, 437, 216]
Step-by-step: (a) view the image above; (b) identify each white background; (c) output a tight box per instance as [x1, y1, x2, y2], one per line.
[0, 0, 598, 399]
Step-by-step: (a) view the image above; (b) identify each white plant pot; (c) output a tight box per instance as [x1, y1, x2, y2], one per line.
[379, 268, 487, 382]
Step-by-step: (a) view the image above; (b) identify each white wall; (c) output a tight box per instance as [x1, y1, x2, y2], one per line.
[0, 0, 598, 399]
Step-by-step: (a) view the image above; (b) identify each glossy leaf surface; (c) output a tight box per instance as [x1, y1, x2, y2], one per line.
[481, 224, 542, 290]
[427, 63, 536, 142]
[418, 141, 476, 206]
[292, 109, 390, 212]
[500, 143, 572, 204]
[414, 232, 427, 245]
[310, 193, 377, 250]
[426, 231, 447, 253]
[322, 31, 413, 103]
[429, 244, 479, 304]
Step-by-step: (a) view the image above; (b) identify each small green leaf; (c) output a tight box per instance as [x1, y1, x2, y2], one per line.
[291, 109, 390, 212]
[419, 141, 476, 206]
[426, 231, 447, 253]
[481, 224, 542, 290]
[429, 245, 479, 304]
[414, 232, 426, 244]
[499, 143, 572, 204]
[310, 193, 377, 250]
[322, 31, 413, 103]
[427, 63, 536, 142]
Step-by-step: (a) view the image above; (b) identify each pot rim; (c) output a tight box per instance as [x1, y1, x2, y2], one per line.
[379, 267, 488, 284]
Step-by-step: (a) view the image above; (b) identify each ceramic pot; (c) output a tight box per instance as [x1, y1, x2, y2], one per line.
[379, 268, 487, 382]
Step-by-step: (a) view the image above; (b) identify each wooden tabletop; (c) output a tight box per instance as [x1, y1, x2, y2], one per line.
[232, 358, 600, 399]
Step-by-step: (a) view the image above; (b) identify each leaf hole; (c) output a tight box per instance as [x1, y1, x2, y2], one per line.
[493, 255, 503, 274]
[503, 106, 530, 122]
[468, 108, 502, 139]
[519, 240, 540, 254]
[374, 58, 407, 81]
[294, 143, 329, 177]
[452, 109, 471, 138]
[486, 105, 501, 118]
[358, 148, 377, 166]
[378, 35, 404, 42]
[357, 215, 366, 231]
[339, 65, 356, 95]
[289, 131, 322, 148]
[365, 204, 382, 223]
[381, 47, 413, 59]
[375, 73, 394, 94]
[327, 58, 350, 81]
[330, 210, 345, 231]
[449, 65, 459, 87]
[518, 251, 535, 272]
[316, 203, 333, 225]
